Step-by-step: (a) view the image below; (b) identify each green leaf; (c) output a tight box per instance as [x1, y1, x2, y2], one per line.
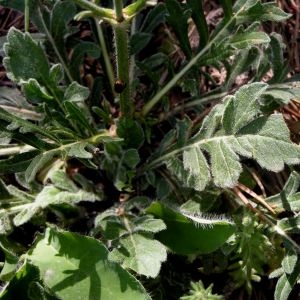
[165, 0, 192, 58]
[69, 42, 101, 82]
[282, 250, 298, 274]
[186, 0, 208, 48]
[123, 149, 140, 168]
[277, 215, 300, 234]
[109, 233, 167, 278]
[0, 261, 41, 300]
[139, 3, 166, 33]
[130, 32, 153, 55]
[0, 240, 18, 281]
[235, 2, 291, 24]
[229, 31, 270, 49]
[50, 0, 77, 49]
[63, 81, 90, 103]
[274, 260, 300, 300]
[149, 83, 300, 191]
[13, 182, 101, 226]
[222, 82, 268, 134]
[0, 150, 41, 174]
[49, 64, 64, 84]
[22, 79, 53, 105]
[25, 151, 59, 183]
[182, 147, 211, 191]
[64, 101, 95, 135]
[117, 118, 144, 149]
[134, 216, 166, 233]
[268, 33, 289, 83]
[66, 142, 93, 159]
[146, 202, 235, 255]
[27, 228, 151, 300]
[50, 169, 78, 192]
[268, 171, 300, 212]
[3, 27, 50, 85]
[0, 106, 59, 142]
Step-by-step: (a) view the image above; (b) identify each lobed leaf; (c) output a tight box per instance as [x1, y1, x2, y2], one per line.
[150, 83, 300, 191]
[3, 28, 50, 85]
[109, 233, 167, 278]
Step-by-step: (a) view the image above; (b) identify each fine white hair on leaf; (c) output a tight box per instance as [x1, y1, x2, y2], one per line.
[180, 209, 234, 229]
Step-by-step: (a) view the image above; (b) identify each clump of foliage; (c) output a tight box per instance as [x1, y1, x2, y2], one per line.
[0, 0, 299, 299]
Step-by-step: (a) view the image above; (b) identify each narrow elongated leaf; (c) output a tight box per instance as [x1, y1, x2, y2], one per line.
[146, 202, 235, 255]
[0, 150, 40, 174]
[229, 31, 270, 49]
[282, 250, 298, 274]
[186, 0, 208, 48]
[27, 228, 151, 300]
[267, 172, 300, 212]
[0, 106, 58, 142]
[13, 180, 101, 226]
[268, 33, 289, 83]
[139, 3, 166, 33]
[165, 0, 192, 58]
[274, 260, 300, 300]
[235, 2, 291, 24]
[25, 150, 59, 183]
[0, 241, 18, 281]
[64, 101, 95, 135]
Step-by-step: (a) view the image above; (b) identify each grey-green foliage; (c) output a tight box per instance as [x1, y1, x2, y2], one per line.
[0, 169, 102, 227]
[180, 281, 223, 300]
[148, 83, 300, 191]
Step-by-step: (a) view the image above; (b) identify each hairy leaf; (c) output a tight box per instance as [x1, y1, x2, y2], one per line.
[109, 233, 167, 278]
[146, 202, 235, 255]
[235, 2, 291, 24]
[274, 259, 300, 300]
[14, 171, 101, 226]
[268, 171, 300, 212]
[149, 83, 300, 191]
[3, 28, 50, 85]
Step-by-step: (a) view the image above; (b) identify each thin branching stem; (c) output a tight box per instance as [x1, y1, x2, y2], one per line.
[24, 0, 30, 32]
[94, 18, 115, 94]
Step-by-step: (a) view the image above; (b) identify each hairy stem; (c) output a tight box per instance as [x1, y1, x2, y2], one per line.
[113, 0, 133, 116]
[72, 0, 114, 20]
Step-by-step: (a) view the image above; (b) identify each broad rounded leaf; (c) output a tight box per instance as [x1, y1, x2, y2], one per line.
[146, 202, 235, 255]
[27, 228, 151, 300]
